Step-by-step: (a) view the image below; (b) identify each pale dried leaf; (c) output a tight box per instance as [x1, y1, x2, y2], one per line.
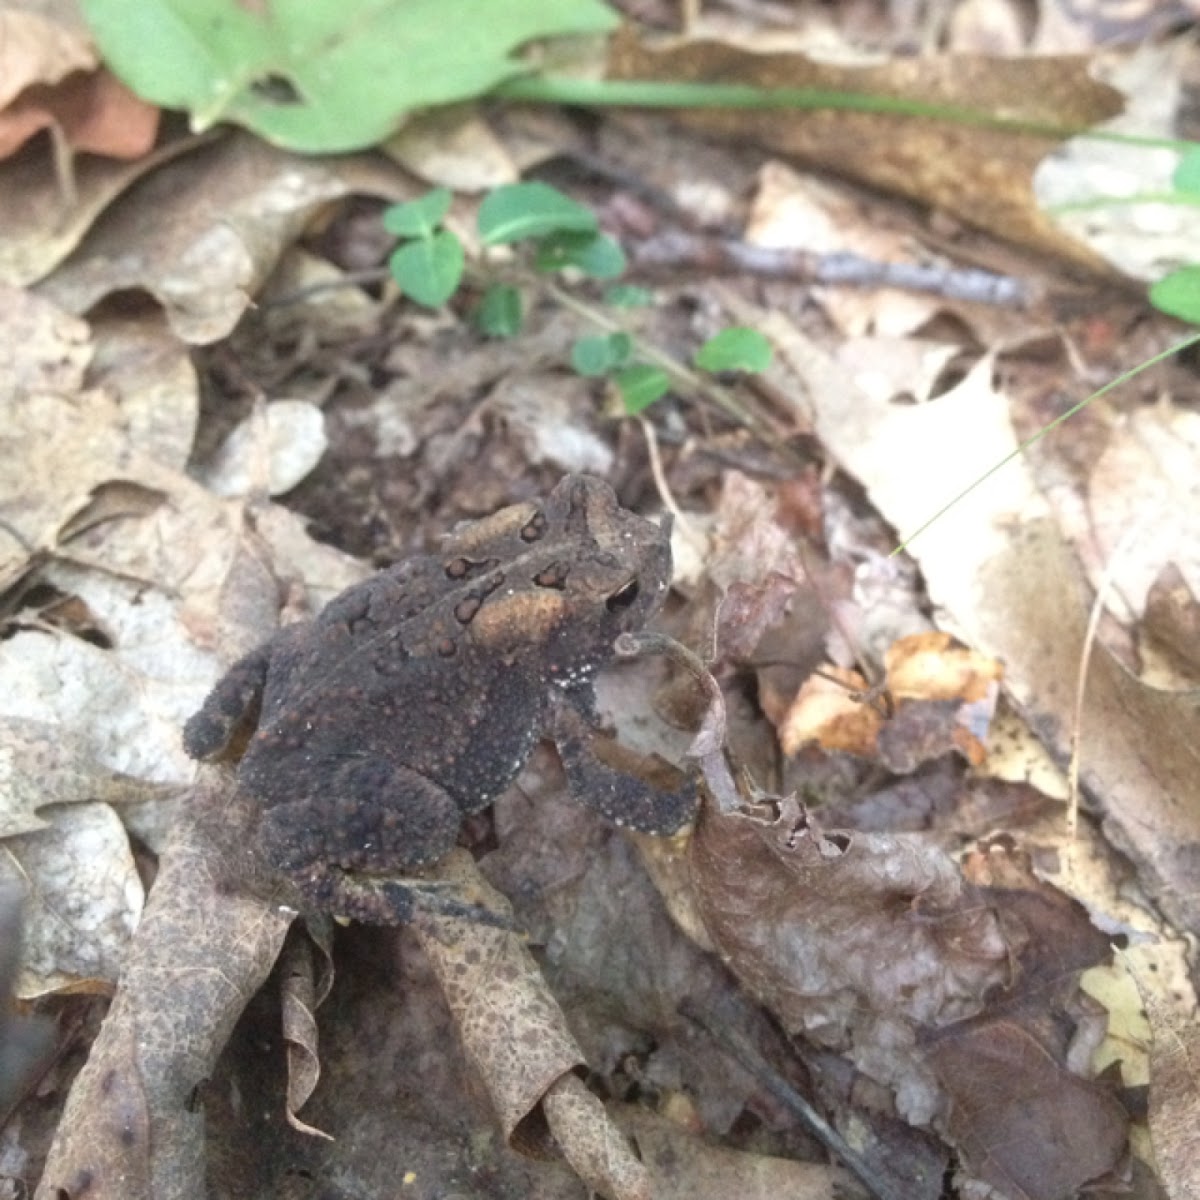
[383, 104, 518, 192]
[1088, 405, 1200, 621]
[1, 800, 142, 998]
[88, 313, 200, 471]
[0, 6, 94, 111]
[747, 161, 941, 337]
[0, 716, 172, 838]
[1128, 948, 1200, 1200]
[1036, 45, 1198, 281]
[0, 284, 91, 399]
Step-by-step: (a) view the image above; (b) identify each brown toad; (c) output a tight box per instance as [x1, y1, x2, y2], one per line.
[184, 475, 696, 925]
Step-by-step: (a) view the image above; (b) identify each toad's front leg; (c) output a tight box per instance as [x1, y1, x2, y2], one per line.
[551, 698, 697, 835]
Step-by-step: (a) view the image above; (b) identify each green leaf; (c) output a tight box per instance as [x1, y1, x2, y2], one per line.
[604, 284, 653, 308]
[78, 0, 618, 154]
[694, 327, 773, 373]
[615, 364, 671, 413]
[1174, 149, 1200, 196]
[571, 332, 632, 376]
[478, 182, 596, 245]
[383, 189, 453, 239]
[534, 231, 626, 279]
[388, 230, 464, 308]
[1150, 267, 1200, 325]
[475, 284, 523, 337]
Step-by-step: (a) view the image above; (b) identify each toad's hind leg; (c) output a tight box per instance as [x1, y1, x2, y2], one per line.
[257, 761, 505, 927]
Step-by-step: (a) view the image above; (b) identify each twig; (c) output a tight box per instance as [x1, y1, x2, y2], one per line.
[678, 997, 909, 1200]
[632, 231, 1035, 307]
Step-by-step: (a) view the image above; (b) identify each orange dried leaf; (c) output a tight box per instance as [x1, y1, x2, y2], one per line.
[778, 665, 881, 757]
[884, 630, 1004, 703]
[0, 69, 159, 161]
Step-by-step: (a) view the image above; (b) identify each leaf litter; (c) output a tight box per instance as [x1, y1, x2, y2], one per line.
[3, 3, 1200, 1199]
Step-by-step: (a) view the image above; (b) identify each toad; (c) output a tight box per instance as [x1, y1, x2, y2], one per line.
[184, 475, 696, 924]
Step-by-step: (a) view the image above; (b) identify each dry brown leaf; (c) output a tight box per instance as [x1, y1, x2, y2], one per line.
[690, 793, 1013, 1125]
[34, 779, 294, 1200]
[0, 68, 159, 160]
[1143, 563, 1200, 681]
[923, 1020, 1127, 1200]
[1087, 404, 1200, 624]
[608, 29, 1124, 269]
[691, 791, 1127, 1193]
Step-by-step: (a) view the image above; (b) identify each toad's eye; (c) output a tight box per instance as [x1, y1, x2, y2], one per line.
[606, 579, 640, 612]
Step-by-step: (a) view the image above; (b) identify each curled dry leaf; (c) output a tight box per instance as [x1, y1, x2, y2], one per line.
[35, 779, 294, 1200]
[279, 924, 335, 1140]
[691, 787, 1128, 1196]
[414, 850, 651, 1200]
